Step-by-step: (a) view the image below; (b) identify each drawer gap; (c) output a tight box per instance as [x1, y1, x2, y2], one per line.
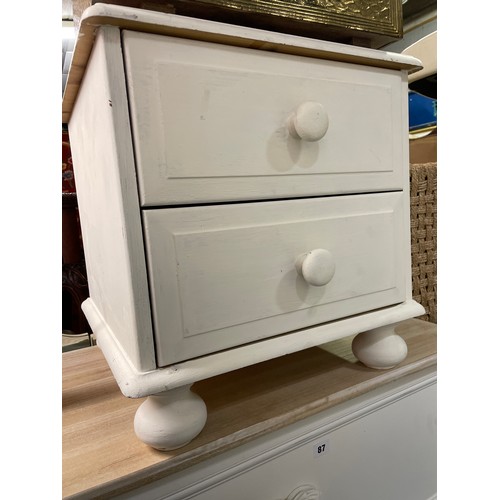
[141, 189, 404, 211]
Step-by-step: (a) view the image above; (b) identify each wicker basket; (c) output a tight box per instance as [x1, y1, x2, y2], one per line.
[409, 162, 437, 323]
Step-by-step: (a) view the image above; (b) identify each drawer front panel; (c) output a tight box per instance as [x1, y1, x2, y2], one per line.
[143, 193, 406, 366]
[123, 30, 405, 206]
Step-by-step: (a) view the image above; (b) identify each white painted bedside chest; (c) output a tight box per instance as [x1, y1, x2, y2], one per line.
[63, 3, 424, 451]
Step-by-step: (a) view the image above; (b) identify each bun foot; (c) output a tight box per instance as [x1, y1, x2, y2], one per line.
[352, 324, 408, 369]
[134, 385, 207, 450]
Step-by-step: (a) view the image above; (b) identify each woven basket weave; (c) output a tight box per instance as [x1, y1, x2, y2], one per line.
[410, 162, 437, 323]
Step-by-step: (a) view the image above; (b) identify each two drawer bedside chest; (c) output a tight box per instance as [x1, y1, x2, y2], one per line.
[62, 3, 424, 451]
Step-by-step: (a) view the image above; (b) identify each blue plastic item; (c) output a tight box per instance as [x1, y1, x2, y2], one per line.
[408, 91, 437, 131]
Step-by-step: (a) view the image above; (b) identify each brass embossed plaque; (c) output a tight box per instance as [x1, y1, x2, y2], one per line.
[201, 0, 400, 32]
[168, 0, 403, 46]
[80, 0, 403, 47]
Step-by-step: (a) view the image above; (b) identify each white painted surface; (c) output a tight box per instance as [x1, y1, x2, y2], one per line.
[352, 324, 409, 369]
[68, 27, 156, 372]
[62, 3, 422, 123]
[84, 298, 424, 398]
[65, 8, 424, 449]
[398, 69, 414, 302]
[295, 248, 336, 287]
[134, 386, 207, 451]
[123, 30, 406, 205]
[286, 484, 320, 500]
[113, 368, 437, 500]
[288, 101, 329, 142]
[143, 193, 407, 365]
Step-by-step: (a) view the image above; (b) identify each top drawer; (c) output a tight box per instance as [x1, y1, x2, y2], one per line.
[122, 30, 406, 206]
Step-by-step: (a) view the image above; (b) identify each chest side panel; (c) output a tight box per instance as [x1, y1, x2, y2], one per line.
[69, 27, 156, 372]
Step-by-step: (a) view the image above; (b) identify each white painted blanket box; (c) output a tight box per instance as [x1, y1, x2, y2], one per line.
[63, 3, 424, 450]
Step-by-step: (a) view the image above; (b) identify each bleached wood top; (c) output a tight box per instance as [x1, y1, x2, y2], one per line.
[62, 318, 436, 499]
[62, 3, 422, 123]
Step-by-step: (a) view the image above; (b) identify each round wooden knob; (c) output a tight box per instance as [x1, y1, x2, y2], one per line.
[286, 484, 321, 500]
[288, 101, 329, 142]
[295, 249, 335, 287]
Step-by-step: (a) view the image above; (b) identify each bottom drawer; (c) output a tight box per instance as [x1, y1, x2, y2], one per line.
[143, 193, 407, 366]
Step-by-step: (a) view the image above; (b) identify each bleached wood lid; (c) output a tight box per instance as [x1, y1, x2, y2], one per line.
[62, 3, 422, 123]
